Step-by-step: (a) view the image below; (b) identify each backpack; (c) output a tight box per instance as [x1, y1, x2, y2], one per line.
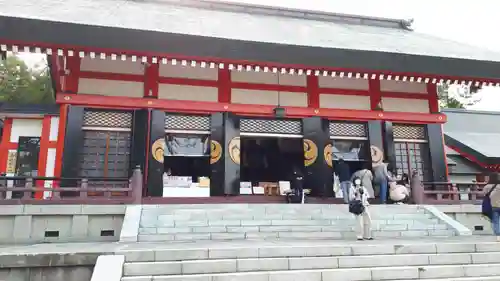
[349, 199, 365, 216]
[482, 184, 498, 220]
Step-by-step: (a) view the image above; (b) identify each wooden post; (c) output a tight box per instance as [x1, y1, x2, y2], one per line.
[130, 165, 143, 204]
[410, 170, 424, 204]
[24, 178, 33, 199]
[80, 179, 88, 199]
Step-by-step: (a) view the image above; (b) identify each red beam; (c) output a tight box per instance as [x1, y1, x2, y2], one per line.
[427, 83, 440, 113]
[307, 76, 320, 108]
[65, 56, 81, 93]
[57, 93, 447, 124]
[381, 91, 429, 100]
[144, 62, 159, 98]
[3, 39, 499, 85]
[369, 79, 382, 110]
[158, 76, 218, 87]
[0, 119, 13, 173]
[218, 69, 231, 103]
[80, 71, 143, 82]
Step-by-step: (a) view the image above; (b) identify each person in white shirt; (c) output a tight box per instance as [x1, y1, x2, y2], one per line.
[349, 177, 373, 241]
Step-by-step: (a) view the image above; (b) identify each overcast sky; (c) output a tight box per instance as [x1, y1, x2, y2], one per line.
[18, 0, 500, 110]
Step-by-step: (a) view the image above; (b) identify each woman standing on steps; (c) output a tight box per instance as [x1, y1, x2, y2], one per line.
[349, 177, 373, 241]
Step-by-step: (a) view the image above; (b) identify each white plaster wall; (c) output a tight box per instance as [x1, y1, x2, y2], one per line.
[44, 148, 57, 199]
[382, 97, 430, 113]
[159, 64, 218, 80]
[78, 78, 143, 98]
[380, 80, 427, 94]
[49, 116, 59, 141]
[158, 84, 218, 102]
[318, 77, 369, 90]
[80, 57, 145, 75]
[10, 119, 43, 142]
[319, 94, 371, 110]
[231, 72, 306, 86]
[231, 89, 308, 107]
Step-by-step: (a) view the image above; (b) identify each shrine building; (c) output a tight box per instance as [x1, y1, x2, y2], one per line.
[2, 0, 500, 199]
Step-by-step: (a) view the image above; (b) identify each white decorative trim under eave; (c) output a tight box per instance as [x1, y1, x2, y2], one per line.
[2, 43, 499, 87]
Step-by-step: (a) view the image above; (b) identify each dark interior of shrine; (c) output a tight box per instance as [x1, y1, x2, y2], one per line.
[240, 137, 304, 185]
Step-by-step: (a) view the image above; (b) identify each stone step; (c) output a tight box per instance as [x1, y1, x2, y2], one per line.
[117, 241, 500, 262]
[137, 229, 456, 241]
[123, 252, 500, 276]
[121, 263, 500, 281]
[140, 223, 448, 232]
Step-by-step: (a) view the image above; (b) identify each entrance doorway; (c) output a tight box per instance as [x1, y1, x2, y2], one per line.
[240, 136, 303, 193]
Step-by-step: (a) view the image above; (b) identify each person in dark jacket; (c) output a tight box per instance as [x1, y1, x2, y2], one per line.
[286, 168, 304, 204]
[335, 158, 351, 203]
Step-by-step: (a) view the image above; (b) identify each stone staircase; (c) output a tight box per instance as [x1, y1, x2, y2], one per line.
[119, 239, 500, 281]
[138, 204, 456, 242]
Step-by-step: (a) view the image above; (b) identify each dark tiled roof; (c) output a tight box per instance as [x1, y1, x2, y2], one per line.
[0, 103, 59, 115]
[443, 109, 500, 159]
[3, 0, 500, 63]
[447, 155, 483, 175]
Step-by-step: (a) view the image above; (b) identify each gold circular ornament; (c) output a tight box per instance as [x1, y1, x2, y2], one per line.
[370, 145, 384, 164]
[324, 144, 333, 167]
[303, 139, 318, 167]
[151, 138, 165, 163]
[210, 140, 223, 164]
[228, 137, 241, 165]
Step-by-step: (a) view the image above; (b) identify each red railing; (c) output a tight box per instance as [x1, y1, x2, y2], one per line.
[0, 166, 143, 204]
[419, 181, 487, 205]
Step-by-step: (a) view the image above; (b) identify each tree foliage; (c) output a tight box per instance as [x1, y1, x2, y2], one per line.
[0, 55, 54, 104]
[437, 83, 481, 109]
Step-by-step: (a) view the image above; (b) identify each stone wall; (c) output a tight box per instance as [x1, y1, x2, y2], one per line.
[0, 205, 126, 244]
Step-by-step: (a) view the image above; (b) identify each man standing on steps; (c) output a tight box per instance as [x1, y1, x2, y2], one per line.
[335, 158, 351, 203]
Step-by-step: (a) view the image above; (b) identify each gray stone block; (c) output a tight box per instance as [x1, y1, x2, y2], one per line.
[124, 261, 181, 276]
[436, 242, 476, 253]
[211, 272, 269, 281]
[174, 221, 208, 227]
[429, 253, 471, 265]
[289, 257, 339, 270]
[121, 277, 153, 281]
[138, 228, 157, 234]
[209, 248, 259, 259]
[418, 265, 465, 279]
[241, 220, 271, 226]
[371, 266, 419, 280]
[138, 234, 175, 242]
[270, 220, 330, 226]
[174, 233, 211, 241]
[465, 264, 500, 277]
[120, 250, 155, 262]
[268, 270, 322, 281]
[157, 227, 191, 234]
[226, 226, 259, 233]
[400, 230, 429, 237]
[278, 231, 340, 239]
[259, 246, 307, 258]
[211, 233, 246, 240]
[191, 226, 227, 233]
[182, 260, 236, 274]
[237, 258, 288, 272]
[322, 268, 372, 281]
[155, 249, 209, 261]
[245, 232, 278, 239]
[209, 220, 242, 226]
[471, 252, 500, 264]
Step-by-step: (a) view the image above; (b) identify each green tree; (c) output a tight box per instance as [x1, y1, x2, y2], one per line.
[0, 55, 54, 104]
[437, 83, 481, 109]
